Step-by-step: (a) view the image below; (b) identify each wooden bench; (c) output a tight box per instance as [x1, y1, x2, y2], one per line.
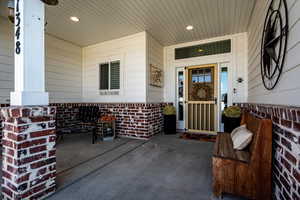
[212, 112, 272, 199]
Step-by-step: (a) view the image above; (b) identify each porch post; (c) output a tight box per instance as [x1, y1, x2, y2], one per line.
[10, 0, 48, 106]
[1, 0, 57, 199]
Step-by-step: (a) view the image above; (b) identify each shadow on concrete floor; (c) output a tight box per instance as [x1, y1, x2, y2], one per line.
[56, 133, 132, 174]
[49, 134, 246, 200]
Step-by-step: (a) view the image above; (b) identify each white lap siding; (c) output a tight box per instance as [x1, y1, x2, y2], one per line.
[0, 17, 82, 104]
[247, 0, 300, 106]
[82, 32, 147, 103]
[247, 0, 300, 199]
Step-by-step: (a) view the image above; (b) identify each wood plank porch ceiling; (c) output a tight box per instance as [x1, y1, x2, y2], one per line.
[0, 0, 256, 46]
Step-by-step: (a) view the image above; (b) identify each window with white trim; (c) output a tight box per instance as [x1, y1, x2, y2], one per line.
[99, 61, 120, 90]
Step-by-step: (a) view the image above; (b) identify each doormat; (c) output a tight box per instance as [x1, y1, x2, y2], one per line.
[180, 132, 216, 143]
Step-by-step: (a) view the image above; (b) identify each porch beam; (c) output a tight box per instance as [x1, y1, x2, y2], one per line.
[10, 0, 49, 106]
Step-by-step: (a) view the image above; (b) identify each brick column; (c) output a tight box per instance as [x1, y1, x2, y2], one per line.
[1, 106, 56, 200]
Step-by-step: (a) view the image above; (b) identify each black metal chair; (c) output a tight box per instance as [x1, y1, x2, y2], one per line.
[57, 106, 101, 144]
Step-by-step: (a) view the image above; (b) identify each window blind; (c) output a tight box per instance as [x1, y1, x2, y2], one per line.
[100, 63, 109, 90]
[110, 61, 120, 90]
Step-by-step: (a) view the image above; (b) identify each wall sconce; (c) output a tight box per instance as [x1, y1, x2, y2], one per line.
[7, 0, 59, 24]
[7, 0, 14, 24]
[237, 77, 244, 83]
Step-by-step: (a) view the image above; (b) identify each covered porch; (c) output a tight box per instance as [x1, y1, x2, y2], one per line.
[0, 0, 300, 199]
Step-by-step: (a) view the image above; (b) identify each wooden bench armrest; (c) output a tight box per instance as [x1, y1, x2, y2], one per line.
[213, 133, 250, 163]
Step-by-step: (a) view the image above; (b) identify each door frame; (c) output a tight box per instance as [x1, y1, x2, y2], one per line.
[184, 63, 218, 134]
[175, 62, 232, 132]
[218, 62, 231, 131]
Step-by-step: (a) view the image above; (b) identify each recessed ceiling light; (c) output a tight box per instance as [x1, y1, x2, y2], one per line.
[70, 16, 80, 22]
[186, 25, 194, 30]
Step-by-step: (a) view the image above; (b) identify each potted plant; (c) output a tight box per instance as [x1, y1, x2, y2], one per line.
[163, 105, 176, 135]
[223, 106, 242, 133]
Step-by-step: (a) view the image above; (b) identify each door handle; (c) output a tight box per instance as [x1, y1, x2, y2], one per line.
[214, 97, 218, 105]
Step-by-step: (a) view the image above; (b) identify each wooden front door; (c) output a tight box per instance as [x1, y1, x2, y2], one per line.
[185, 64, 218, 134]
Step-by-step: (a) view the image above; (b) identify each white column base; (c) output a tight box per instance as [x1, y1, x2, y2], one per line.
[10, 91, 49, 106]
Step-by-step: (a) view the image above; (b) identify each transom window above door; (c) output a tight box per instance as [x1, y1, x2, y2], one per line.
[99, 61, 120, 90]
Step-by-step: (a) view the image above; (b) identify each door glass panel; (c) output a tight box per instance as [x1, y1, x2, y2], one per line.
[220, 67, 228, 111]
[220, 67, 228, 131]
[178, 71, 184, 121]
[188, 67, 214, 101]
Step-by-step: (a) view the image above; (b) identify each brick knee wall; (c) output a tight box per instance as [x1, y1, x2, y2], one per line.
[50, 102, 170, 140]
[52, 103, 81, 130]
[98, 103, 166, 139]
[237, 103, 300, 200]
[1, 106, 56, 200]
[1, 103, 168, 142]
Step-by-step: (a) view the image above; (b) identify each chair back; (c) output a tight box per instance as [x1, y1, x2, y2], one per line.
[79, 106, 100, 122]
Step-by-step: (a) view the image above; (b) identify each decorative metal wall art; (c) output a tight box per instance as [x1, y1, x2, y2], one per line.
[261, 0, 289, 90]
[150, 64, 163, 88]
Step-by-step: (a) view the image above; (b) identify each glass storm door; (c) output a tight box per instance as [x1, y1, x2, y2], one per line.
[185, 64, 218, 134]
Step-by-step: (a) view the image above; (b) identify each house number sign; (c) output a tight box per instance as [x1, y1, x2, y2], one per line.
[15, 0, 21, 55]
[260, 0, 289, 90]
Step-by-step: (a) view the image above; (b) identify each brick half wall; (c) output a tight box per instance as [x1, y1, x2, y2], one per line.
[51, 103, 170, 140]
[237, 103, 300, 200]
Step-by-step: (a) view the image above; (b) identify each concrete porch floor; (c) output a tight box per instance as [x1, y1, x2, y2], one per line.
[48, 133, 245, 200]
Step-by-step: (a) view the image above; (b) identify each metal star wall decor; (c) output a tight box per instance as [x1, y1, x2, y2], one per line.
[261, 0, 289, 90]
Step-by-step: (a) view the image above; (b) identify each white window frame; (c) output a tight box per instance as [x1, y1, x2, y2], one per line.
[99, 60, 121, 92]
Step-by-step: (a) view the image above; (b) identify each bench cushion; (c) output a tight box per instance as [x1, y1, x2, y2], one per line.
[213, 132, 250, 163]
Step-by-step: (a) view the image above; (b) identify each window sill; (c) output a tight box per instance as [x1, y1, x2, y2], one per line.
[99, 90, 120, 95]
